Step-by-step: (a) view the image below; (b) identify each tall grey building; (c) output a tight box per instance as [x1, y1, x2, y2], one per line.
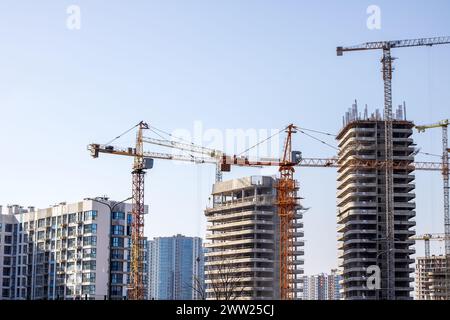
[336, 104, 416, 300]
[204, 176, 304, 300]
[147, 235, 204, 300]
[0, 199, 148, 300]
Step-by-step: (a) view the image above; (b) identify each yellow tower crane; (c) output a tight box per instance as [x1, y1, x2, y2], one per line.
[411, 233, 450, 257]
[416, 120, 450, 256]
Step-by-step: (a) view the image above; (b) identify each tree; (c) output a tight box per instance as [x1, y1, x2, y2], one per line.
[187, 275, 207, 300]
[205, 253, 246, 300]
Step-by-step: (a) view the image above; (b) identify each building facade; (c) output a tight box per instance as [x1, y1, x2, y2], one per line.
[302, 270, 341, 300]
[415, 255, 450, 300]
[327, 269, 342, 300]
[0, 199, 148, 300]
[336, 105, 416, 300]
[147, 235, 204, 300]
[204, 176, 305, 300]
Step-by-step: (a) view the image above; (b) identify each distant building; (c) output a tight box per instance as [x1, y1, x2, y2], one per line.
[147, 235, 204, 300]
[0, 200, 148, 300]
[415, 255, 450, 300]
[327, 269, 342, 300]
[302, 270, 341, 300]
[204, 176, 305, 300]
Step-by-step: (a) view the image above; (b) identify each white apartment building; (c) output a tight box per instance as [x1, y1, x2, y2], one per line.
[0, 199, 148, 300]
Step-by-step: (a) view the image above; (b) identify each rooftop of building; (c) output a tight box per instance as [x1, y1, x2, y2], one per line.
[211, 176, 276, 195]
[337, 100, 415, 139]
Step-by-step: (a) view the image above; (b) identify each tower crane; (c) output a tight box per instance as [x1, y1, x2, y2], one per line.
[88, 122, 218, 300]
[416, 120, 450, 256]
[337, 36, 450, 300]
[411, 233, 450, 258]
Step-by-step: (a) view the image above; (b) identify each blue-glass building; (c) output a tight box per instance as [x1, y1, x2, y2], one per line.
[148, 235, 204, 300]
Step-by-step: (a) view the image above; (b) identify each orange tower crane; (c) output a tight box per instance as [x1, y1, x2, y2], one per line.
[275, 124, 300, 300]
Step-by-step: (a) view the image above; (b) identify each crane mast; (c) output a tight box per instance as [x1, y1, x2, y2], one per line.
[129, 121, 149, 300]
[337, 36, 450, 300]
[275, 124, 301, 299]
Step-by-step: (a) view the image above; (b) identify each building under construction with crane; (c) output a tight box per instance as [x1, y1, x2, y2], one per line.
[336, 103, 416, 300]
[83, 36, 449, 300]
[415, 255, 450, 300]
[204, 176, 305, 300]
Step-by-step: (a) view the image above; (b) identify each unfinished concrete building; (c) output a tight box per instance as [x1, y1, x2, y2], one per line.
[336, 104, 416, 300]
[204, 176, 304, 300]
[415, 255, 450, 300]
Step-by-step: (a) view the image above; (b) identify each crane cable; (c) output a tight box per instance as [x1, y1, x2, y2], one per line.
[297, 129, 339, 152]
[105, 123, 140, 145]
[296, 126, 337, 137]
[237, 126, 288, 157]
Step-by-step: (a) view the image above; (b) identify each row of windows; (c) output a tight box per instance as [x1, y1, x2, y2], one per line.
[23, 211, 98, 230]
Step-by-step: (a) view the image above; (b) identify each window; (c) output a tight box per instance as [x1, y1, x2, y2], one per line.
[3, 268, 11, 276]
[111, 249, 124, 260]
[111, 273, 123, 284]
[37, 231, 45, 240]
[2, 278, 10, 287]
[5, 224, 13, 233]
[37, 219, 45, 228]
[127, 213, 132, 225]
[112, 212, 125, 220]
[2, 289, 9, 298]
[4, 236, 12, 244]
[83, 236, 97, 246]
[3, 246, 11, 255]
[112, 237, 124, 248]
[67, 250, 76, 259]
[84, 224, 97, 234]
[81, 285, 95, 295]
[82, 272, 96, 282]
[82, 261, 96, 271]
[68, 226, 76, 237]
[67, 238, 76, 248]
[83, 248, 96, 259]
[3, 257, 11, 265]
[111, 286, 122, 296]
[83, 211, 97, 221]
[111, 261, 123, 272]
[68, 213, 76, 223]
[112, 225, 124, 236]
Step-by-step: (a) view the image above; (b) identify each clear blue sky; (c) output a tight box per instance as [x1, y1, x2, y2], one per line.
[0, 0, 449, 274]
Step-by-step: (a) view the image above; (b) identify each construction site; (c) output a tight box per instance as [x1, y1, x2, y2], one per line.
[1, 3, 450, 302]
[71, 37, 449, 300]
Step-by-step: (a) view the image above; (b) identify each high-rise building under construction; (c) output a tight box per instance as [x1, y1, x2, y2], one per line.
[336, 103, 416, 300]
[204, 176, 304, 300]
[415, 255, 450, 300]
